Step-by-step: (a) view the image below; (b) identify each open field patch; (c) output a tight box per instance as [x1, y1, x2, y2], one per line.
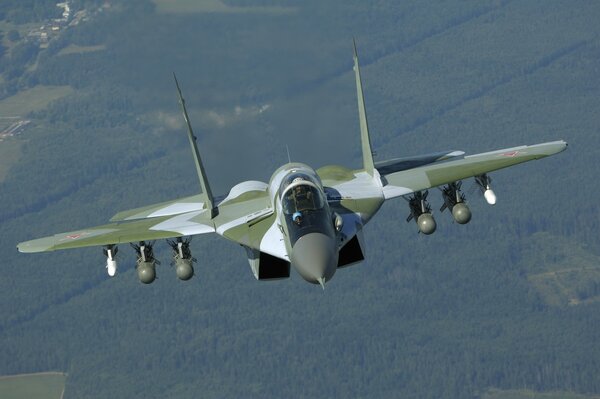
[483, 388, 600, 399]
[152, 0, 295, 14]
[0, 85, 73, 181]
[0, 372, 66, 399]
[57, 44, 107, 56]
[0, 85, 73, 119]
[521, 232, 600, 306]
[0, 21, 41, 52]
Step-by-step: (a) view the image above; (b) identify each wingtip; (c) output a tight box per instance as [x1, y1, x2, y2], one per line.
[17, 241, 29, 253]
[547, 139, 569, 154]
[16, 239, 51, 253]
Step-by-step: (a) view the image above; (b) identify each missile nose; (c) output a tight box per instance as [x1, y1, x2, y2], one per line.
[484, 188, 497, 205]
[291, 233, 337, 284]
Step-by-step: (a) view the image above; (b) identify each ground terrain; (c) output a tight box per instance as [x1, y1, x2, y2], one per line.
[0, 1, 599, 398]
[0, 372, 66, 399]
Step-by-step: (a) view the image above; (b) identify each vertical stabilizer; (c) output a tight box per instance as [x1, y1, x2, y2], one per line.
[173, 73, 218, 218]
[353, 39, 375, 176]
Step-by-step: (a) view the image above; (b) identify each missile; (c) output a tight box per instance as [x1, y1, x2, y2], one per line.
[484, 189, 497, 205]
[106, 258, 117, 276]
[104, 247, 118, 276]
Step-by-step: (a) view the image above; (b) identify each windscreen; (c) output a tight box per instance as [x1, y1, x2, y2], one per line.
[279, 172, 332, 246]
[282, 184, 325, 215]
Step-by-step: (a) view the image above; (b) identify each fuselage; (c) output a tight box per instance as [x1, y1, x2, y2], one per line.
[269, 163, 338, 284]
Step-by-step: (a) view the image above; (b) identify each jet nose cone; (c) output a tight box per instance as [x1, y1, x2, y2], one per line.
[291, 233, 338, 284]
[317, 277, 326, 290]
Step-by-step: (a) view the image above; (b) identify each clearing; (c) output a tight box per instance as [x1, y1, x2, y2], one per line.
[521, 232, 600, 306]
[0, 85, 73, 182]
[57, 44, 107, 56]
[0, 372, 67, 399]
[0, 85, 73, 118]
[483, 388, 600, 399]
[152, 0, 294, 14]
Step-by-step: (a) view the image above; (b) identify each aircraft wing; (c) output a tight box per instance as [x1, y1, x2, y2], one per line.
[348, 42, 567, 202]
[16, 181, 281, 255]
[379, 140, 568, 200]
[16, 75, 285, 257]
[17, 208, 215, 253]
[109, 194, 206, 221]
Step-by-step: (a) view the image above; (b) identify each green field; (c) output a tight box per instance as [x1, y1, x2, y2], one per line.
[0, 372, 66, 399]
[0, 21, 41, 52]
[521, 233, 600, 306]
[0, 85, 73, 182]
[57, 44, 107, 56]
[1, 1, 600, 398]
[152, 0, 294, 14]
[483, 388, 600, 399]
[0, 85, 73, 118]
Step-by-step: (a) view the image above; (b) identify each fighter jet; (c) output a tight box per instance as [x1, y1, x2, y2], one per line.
[17, 43, 568, 287]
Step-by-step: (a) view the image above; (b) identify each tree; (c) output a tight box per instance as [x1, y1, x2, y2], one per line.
[7, 29, 20, 42]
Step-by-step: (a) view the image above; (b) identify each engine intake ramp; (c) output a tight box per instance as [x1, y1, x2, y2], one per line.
[245, 247, 290, 280]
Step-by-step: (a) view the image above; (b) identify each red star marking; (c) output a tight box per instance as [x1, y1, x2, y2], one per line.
[66, 234, 82, 239]
[501, 151, 519, 157]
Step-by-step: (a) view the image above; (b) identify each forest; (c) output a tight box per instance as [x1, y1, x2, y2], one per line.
[0, 0, 599, 398]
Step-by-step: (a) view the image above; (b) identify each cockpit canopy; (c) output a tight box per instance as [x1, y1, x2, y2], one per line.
[277, 169, 333, 246]
[279, 172, 325, 215]
[282, 184, 325, 215]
